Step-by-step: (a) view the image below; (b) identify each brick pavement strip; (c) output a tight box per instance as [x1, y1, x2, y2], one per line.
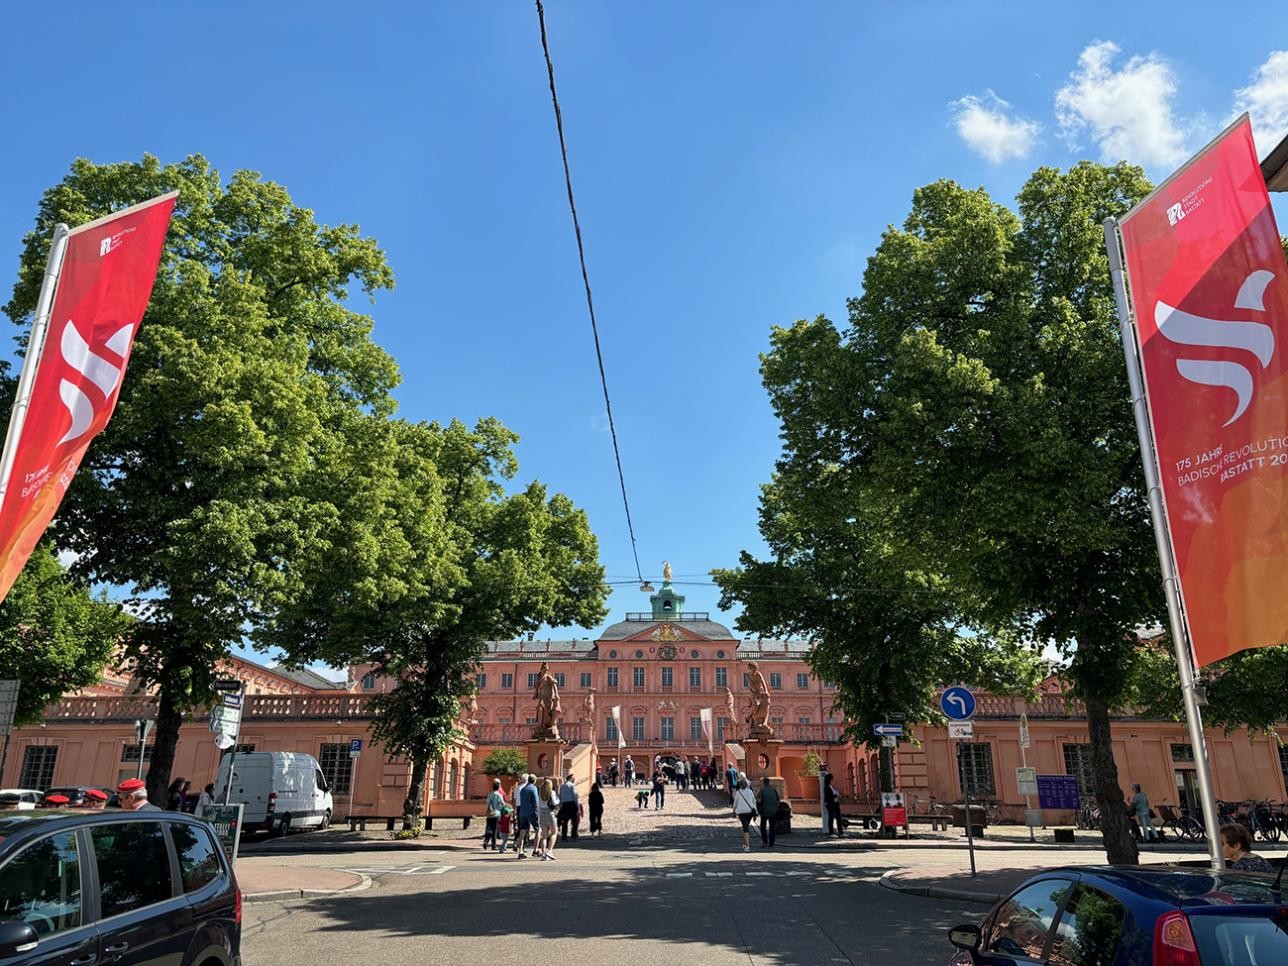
[237, 862, 370, 902]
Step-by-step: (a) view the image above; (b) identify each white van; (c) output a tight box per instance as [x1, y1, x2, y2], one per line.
[213, 751, 333, 834]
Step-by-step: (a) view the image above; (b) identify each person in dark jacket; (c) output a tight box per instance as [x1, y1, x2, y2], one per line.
[588, 782, 605, 836]
[757, 777, 781, 848]
[824, 773, 843, 836]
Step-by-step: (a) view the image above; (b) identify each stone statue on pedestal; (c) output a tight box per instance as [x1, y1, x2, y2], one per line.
[744, 661, 773, 738]
[724, 686, 737, 734]
[532, 661, 563, 740]
[581, 688, 596, 723]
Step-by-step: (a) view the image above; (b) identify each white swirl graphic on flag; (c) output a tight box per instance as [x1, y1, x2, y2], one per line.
[57, 320, 134, 445]
[1155, 270, 1277, 427]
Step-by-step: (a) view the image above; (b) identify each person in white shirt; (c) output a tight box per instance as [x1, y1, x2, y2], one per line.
[196, 783, 216, 816]
[732, 777, 758, 852]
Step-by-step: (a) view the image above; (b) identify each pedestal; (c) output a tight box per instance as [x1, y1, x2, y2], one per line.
[741, 737, 786, 798]
[526, 739, 566, 780]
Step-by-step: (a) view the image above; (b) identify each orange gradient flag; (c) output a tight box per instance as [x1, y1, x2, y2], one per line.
[0, 192, 176, 600]
[1120, 116, 1288, 666]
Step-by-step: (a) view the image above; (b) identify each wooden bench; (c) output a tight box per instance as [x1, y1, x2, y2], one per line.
[345, 805, 478, 833]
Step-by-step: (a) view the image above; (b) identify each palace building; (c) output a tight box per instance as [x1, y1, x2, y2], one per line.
[4, 573, 1287, 827]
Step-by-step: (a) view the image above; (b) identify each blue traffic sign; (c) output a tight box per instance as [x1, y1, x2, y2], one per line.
[349, 738, 363, 754]
[940, 686, 976, 720]
[873, 723, 904, 737]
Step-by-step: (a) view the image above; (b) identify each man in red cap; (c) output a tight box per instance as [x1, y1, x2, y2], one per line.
[42, 794, 70, 808]
[117, 778, 159, 811]
[82, 788, 108, 809]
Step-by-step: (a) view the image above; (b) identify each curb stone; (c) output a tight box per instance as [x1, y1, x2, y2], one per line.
[242, 873, 372, 904]
[878, 869, 1003, 906]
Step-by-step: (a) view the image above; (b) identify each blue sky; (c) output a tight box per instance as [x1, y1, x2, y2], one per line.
[2, 3, 1287, 647]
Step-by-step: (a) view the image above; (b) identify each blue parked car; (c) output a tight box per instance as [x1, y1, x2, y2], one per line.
[948, 865, 1288, 965]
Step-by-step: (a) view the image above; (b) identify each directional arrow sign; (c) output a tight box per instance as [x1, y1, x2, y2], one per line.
[940, 686, 976, 721]
[873, 723, 904, 737]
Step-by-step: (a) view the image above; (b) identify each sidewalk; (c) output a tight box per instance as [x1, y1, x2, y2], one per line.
[236, 862, 370, 903]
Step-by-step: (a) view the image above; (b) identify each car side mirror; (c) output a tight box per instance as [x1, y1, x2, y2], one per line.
[948, 923, 982, 956]
[0, 920, 39, 957]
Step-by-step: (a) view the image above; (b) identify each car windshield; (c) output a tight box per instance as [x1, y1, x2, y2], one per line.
[1190, 912, 1288, 965]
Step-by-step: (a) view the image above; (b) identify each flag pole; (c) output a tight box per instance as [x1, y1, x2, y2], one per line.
[0, 224, 70, 520]
[1105, 218, 1224, 870]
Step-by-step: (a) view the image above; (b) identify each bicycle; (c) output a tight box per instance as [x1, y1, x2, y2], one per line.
[909, 794, 948, 817]
[1077, 801, 1102, 830]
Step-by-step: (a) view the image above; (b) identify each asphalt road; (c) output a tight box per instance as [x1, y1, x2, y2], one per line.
[241, 846, 979, 965]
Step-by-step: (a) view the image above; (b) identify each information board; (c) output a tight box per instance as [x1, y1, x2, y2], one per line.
[1036, 775, 1080, 811]
[203, 803, 245, 864]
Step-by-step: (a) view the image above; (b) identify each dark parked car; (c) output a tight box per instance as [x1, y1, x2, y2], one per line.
[0, 809, 241, 965]
[948, 865, 1288, 965]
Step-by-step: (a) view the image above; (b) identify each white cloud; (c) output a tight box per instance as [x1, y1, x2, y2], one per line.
[56, 548, 80, 569]
[1234, 51, 1288, 157]
[951, 92, 1040, 163]
[1056, 41, 1189, 168]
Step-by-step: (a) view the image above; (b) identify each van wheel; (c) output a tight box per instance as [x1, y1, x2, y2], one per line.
[275, 814, 291, 837]
[320, 809, 331, 830]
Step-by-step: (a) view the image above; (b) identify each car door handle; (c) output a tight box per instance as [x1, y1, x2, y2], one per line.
[70, 956, 97, 966]
[105, 941, 130, 953]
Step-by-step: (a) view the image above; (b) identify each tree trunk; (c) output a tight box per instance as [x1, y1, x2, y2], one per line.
[878, 744, 895, 793]
[403, 756, 428, 830]
[145, 686, 183, 807]
[1084, 692, 1138, 865]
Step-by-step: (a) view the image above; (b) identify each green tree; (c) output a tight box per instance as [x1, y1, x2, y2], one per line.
[480, 747, 528, 778]
[729, 162, 1159, 864]
[0, 543, 131, 727]
[3, 155, 399, 804]
[264, 416, 607, 829]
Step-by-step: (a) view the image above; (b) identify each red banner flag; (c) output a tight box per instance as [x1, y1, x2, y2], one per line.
[0, 192, 176, 600]
[1120, 116, 1288, 667]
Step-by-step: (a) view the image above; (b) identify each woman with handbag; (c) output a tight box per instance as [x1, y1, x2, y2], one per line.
[732, 777, 758, 852]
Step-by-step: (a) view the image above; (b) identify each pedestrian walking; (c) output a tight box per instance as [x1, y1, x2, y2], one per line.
[118, 778, 160, 811]
[652, 771, 667, 810]
[515, 774, 539, 858]
[1129, 784, 1158, 843]
[726, 763, 737, 802]
[608, 760, 619, 787]
[496, 807, 512, 853]
[484, 778, 505, 849]
[624, 755, 635, 788]
[589, 781, 604, 836]
[824, 773, 843, 836]
[536, 778, 559, 860]
[676, 757, 688, 791]
[558, 774, 580, 841]
[1221, 823, 1274, 872]
[732, 777, 758, 852]
[757, 777, 781, 849]
[166, 777, 186, 811]
[196, 783, 216, 816]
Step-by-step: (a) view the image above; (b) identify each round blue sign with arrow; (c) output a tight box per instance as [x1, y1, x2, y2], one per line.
[940, 686, 976, 720]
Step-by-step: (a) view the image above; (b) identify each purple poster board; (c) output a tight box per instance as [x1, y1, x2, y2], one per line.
[1036, 775, 1080, 810]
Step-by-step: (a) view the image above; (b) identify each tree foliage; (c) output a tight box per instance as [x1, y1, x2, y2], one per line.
[0, 544, 131, 725]
[263, 416, 607, 826]
[3, 155, 399, 802]
[480, 747, 528, 778]
[723, 162, 1164, 863]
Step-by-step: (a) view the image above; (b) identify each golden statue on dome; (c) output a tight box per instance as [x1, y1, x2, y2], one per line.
[663, 560, 672, 582]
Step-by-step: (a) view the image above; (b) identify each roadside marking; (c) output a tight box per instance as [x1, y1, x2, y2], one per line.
[745, 871, 773, 876]
[427, 866, 455, 874]
[666, 872, 693, 878]
[705, 872, 732, 877]
[339, 865, 454, 876]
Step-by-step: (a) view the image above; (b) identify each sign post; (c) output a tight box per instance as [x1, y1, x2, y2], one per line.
[347, 738, 362, 822]
[1018, 712, 1034, 842]
[941, 687, 977, 877]
[214, 683, 246, 805]
[134, 718, 153, 781]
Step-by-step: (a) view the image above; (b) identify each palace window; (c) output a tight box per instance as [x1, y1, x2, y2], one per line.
[361, 671, 376, 690]
[475, 673, 486, 690]
[743, 672, 750, 688]
[717, 717, 727, 740]
[771, 716, 784, 725]
[501, 673, 514, 689]
[1062, 744, 1096, 798]
[957, 743, 995, 797]
[632, 717, 645, 741]
[690, 716, 703, 741]
[318, 743, 353, 795]
[660, 717, 674, 741]
[633, 667, 645, 689]
[1170, 743, 1195, 763]
[606, 667, 619, 690]
[606, 716, 619, 742]
[20, 746, 57, 790]
[769, 672, 782, 690]
[689, 667, 701, 690]
[798, 716, 811, 725]
[527, 673, 538, 688]
[580, 672, 592, 688]
[796, 673, 809, 690]
[121, 743, 153, 763]
[555, 673, 566, 688]
[715, 667, 728, 689]
[661, 667, 673, 689]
